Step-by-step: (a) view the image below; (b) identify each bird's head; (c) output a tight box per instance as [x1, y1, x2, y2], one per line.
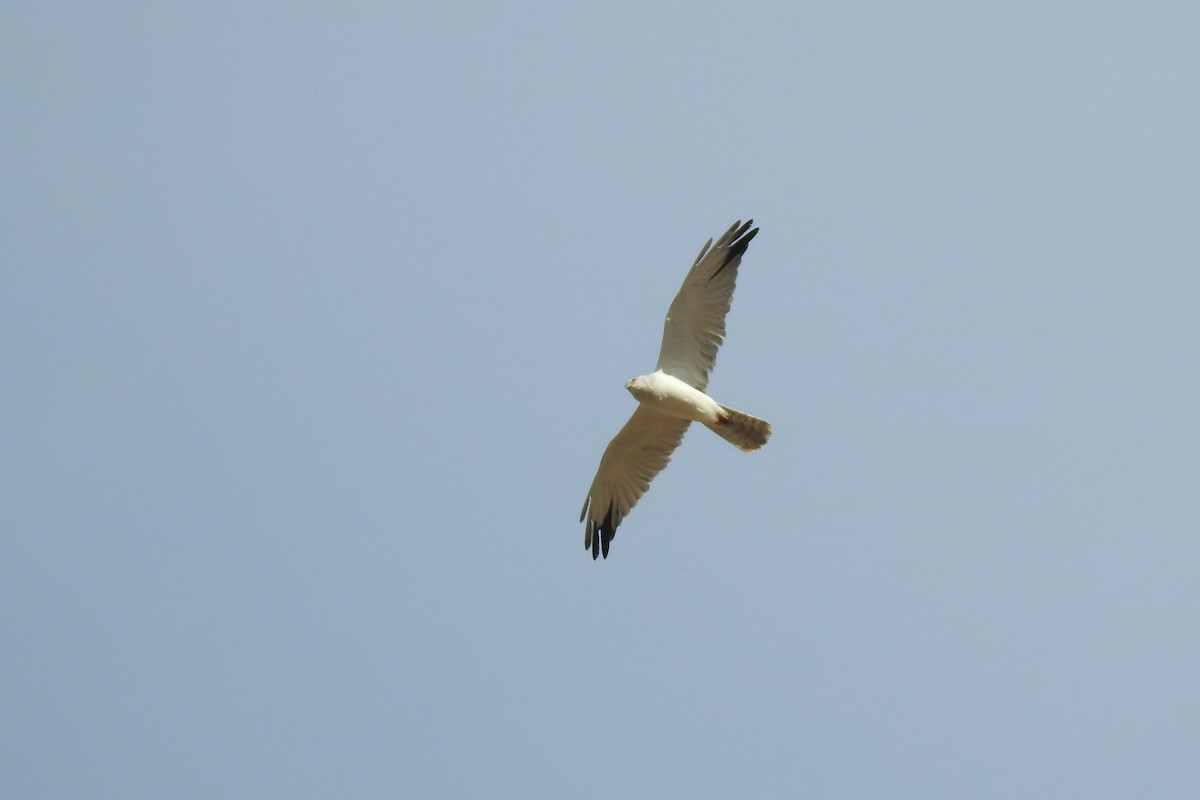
[625, 375, 649, 401]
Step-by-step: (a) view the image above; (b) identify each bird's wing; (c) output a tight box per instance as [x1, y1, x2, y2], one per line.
[655, 220, 758, 391]
[580, 406, 690, 559]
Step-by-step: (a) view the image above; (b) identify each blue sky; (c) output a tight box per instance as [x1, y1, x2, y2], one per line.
[4, 2, 1199, 797]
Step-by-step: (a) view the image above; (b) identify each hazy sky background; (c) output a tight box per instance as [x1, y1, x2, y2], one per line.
[4, 2, 1199, 797]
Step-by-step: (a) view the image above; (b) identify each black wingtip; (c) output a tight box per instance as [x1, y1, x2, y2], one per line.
[730, 219, 758, 256]
[709, 219, 758, 279]
[586, 501, 615, 559]
[597, 502, 616, 560]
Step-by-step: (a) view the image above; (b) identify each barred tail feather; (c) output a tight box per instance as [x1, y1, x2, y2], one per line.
[705, 405, 771, 451]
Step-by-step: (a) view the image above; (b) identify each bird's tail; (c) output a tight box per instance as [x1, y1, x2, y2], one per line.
[705, 405, 771, 451]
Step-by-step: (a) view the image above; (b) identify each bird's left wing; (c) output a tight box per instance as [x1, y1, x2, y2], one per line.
[655, 220, 758, 391]
[580, 406, 690, 559]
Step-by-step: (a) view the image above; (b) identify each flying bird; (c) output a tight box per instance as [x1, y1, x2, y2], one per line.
[580, 220, 771, 559]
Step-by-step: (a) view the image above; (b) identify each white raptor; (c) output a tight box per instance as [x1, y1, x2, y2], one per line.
[580, 220, 771, 559]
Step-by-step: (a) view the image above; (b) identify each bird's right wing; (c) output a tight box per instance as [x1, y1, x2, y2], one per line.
[655, 220, 758, 391]
[580, 406, 690, 559]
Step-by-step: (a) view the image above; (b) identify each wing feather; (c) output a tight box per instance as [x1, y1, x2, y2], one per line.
[580, 407, 690, 559]
[655, 220, 758, 390]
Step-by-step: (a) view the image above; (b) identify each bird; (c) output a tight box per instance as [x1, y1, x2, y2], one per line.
[579, 219, 771, 559]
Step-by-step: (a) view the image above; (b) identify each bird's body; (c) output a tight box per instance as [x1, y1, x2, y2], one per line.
[580, 220, 771, 559]
[625, 371, 721, 424]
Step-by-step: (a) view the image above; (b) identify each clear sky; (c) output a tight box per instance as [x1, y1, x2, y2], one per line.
[4, 2, 1199, 797]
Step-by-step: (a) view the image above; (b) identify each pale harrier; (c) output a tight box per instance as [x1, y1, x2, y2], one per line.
[580, 220, 771, 559]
